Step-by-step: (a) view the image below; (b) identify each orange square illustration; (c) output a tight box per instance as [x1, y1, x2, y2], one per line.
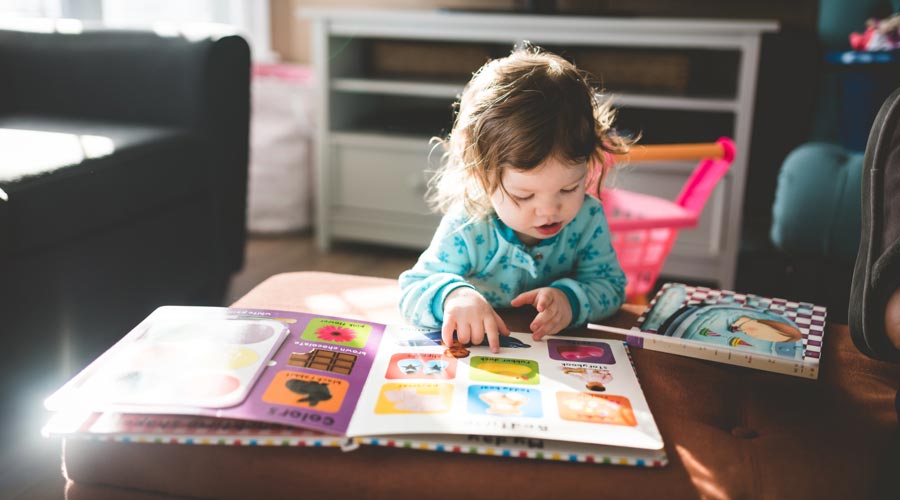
[262, 371, 348, 413]
[556, 392, 637, 426]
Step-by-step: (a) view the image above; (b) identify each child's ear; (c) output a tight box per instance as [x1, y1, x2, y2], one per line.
[585, 156, 607, 197]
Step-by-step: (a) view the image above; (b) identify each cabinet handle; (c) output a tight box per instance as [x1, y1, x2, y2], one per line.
[614, 140, 733, 163]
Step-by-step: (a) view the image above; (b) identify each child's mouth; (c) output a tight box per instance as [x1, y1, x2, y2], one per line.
[535, 222, 562, 236]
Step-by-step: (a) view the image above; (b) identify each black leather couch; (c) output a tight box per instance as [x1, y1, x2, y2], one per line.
[0, 27, 250, 439]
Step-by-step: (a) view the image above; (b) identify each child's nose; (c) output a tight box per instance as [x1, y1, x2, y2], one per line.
[535, 197, 561, 216]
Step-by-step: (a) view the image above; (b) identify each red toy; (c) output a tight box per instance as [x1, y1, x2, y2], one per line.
[850, 14, 900, 51]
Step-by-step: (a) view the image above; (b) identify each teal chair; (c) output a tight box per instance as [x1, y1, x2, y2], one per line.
[769, 143, 862, 321]
[770, 143, 862, 262]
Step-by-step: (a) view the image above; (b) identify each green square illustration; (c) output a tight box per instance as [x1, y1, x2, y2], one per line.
[469, 356, 540, 385]
[301, 318, 372, 348]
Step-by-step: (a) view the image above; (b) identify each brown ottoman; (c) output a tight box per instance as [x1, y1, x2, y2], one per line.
[61, 272, 900, 499]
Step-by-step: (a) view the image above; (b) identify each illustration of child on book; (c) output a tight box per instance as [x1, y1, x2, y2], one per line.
[641, 284, 805, 360]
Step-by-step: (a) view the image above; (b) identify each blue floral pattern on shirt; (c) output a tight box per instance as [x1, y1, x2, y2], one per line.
[399, 195, 626, 329]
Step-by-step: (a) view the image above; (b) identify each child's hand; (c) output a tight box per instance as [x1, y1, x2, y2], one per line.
[510, 287, 573, 341]
[443, 287, 510, 353]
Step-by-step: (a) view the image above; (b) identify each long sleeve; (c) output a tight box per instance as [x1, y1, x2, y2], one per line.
[399, 197, 627, 329]
[399, 213, 478, 328]
[549, 200, 627, 326]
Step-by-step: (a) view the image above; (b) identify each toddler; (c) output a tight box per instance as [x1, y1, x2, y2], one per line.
[399, 46, 631, 352]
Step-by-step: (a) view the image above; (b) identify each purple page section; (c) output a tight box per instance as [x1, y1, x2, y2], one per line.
[215, 308, 386, 436]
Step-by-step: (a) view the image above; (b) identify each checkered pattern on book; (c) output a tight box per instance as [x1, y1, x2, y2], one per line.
[636, 283, 827, 359]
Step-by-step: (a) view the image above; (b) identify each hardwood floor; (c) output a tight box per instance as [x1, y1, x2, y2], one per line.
[225, 231, 421, 304]
[0, 232, 420, 500]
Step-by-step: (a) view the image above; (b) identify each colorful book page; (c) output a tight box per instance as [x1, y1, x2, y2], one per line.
[45, 306, 665, 460]
[635, 283, 826, 363]
[45, 307, 290, 409]
[347, 327, 663, 451]
[45, 307, 390, 436]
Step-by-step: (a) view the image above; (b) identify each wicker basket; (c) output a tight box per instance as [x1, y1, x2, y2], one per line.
[369, 40, 493, 81]
[572, 48, 690, 95]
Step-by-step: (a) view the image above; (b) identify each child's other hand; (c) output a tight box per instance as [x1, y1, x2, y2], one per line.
[443, 287, 510, 353]
[510, 287, 572, 341]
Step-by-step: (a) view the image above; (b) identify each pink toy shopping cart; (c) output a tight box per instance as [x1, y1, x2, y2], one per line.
[600, 137, 736, 301]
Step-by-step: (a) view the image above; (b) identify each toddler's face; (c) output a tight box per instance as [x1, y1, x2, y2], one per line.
[490, 157, 587, 246]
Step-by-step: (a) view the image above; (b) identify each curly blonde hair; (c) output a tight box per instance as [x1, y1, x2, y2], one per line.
[427, 45, 634, 219]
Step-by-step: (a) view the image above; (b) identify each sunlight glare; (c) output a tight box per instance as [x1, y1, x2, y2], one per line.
[55, 18, 83, 34]
[343, 285, 404, 323]
[677, 443, 728, 500]
[1, 129, 115, 179]
[0, 17, 82, 33]
[304, 293, 353, 316]
[80, 134, 115, 158]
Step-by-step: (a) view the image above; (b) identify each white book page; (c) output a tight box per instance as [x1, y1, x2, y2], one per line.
[346, 325, 663, 451]
[44, 306, 290, 411]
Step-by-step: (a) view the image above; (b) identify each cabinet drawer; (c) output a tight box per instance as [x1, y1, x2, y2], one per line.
[330, 139, 434, 215]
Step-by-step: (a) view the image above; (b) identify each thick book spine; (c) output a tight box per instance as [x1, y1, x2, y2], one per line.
[49, 413, 666, 467]
[59, 430, 665, 467]
[587, 323, 821, 379]
[43, 412, 348, 448]
[624, 335, 820, 379]
[66, 432, 347, 448]
[353, 435, 667, 467]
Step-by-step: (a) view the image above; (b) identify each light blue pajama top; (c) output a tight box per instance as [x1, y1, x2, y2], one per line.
[399, 195, 627, 329]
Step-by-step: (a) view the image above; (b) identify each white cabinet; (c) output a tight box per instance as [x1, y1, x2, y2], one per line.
[301, 8, 777, 289]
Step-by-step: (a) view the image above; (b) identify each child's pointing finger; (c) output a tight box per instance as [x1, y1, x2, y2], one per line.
[510, 289, 539, 308]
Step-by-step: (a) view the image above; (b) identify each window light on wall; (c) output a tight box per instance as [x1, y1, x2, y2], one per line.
[0, 0, 277, 61]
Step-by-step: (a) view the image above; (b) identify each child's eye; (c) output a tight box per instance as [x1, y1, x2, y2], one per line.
[561, 186, 579, 194]
[513, 194, 534, 202]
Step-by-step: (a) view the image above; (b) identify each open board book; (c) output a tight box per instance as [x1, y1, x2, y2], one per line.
[44, 306, 666, 467]
[591, 283, 827, 380]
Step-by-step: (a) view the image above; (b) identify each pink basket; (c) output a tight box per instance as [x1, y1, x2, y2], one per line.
[600, 137, 736, 299]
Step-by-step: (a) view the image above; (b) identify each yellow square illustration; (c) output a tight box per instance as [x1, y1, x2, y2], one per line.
[374, 382, 453, 414]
